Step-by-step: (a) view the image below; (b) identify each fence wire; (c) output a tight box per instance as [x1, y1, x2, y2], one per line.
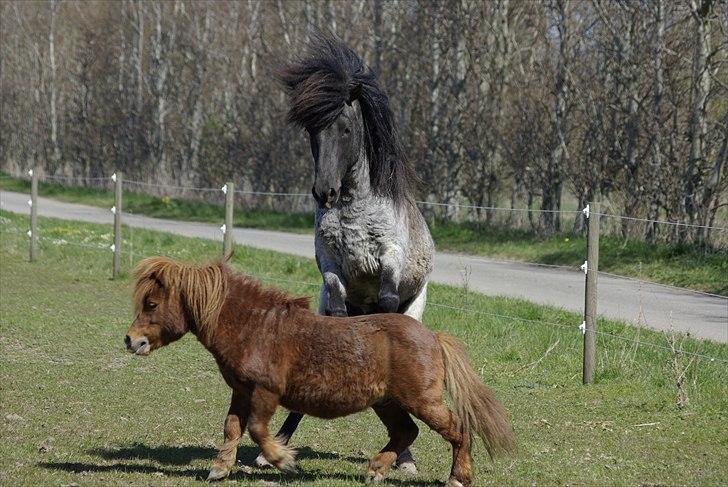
[595, 212, 728, 232]
[124, 179, 221, 193]
[3, 170, 726, 361]
[235, 189, 310, 197]
[416, 200, 582, 214]
[427, 302, 728, 364]
[5, 171, 727, 233]
[43, 174, 111, 182]
[2, 222, 726, 366]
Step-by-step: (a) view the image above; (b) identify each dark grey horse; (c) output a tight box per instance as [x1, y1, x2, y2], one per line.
[253, 34, 434, 474]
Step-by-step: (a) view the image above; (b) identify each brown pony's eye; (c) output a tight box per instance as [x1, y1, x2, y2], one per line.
[147, 301, 158, 310]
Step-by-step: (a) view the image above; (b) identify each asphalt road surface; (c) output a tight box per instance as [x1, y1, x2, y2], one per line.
[2, 190, 726, 343]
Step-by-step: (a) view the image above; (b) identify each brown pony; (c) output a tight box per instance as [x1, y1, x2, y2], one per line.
[124, 257, 515, 486]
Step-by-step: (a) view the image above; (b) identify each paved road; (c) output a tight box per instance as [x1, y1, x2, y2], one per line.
[2, 190, 726, 342]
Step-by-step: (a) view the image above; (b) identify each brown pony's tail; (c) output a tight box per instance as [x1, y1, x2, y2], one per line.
[437, 332, 516, 458]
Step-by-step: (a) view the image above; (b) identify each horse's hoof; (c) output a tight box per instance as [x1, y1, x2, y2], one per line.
[365, 471, 385, 484]
[396, 461, 418, 475]
[254, 453, 272, 468]
[377, 292, 400, 313]
[329, 308, 347, 317]
[445, 478, 465, 487]
[206, 466, 229, 481]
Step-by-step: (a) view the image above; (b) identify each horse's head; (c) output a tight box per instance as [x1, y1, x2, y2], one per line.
[125, 259, 188, 355]
[125, 257, 227, 355]
[282, 32, 413, 208]
[309, 91, 365, 208]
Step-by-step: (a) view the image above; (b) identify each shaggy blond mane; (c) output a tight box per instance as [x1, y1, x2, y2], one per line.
[133, 257, 311, 341]
[133, 257, 228, 341]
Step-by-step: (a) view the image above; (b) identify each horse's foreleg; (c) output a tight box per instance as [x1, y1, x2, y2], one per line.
[207, 389, 252, 481]
[378, 250, 403, 313]
[322, 272, 347, 317]
[247, 387, 297, 473]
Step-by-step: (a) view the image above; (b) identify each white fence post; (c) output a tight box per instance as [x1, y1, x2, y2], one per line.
[112, 172, 123, 278]
[583, 201, 600, 384]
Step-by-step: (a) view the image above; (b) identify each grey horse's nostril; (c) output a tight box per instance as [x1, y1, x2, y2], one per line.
[124, 335, 131, 348]
[328, 188, 337, 198]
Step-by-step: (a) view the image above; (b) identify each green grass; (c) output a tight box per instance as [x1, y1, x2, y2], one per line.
[1, 211, 727, 486]
[2, 173, 726, 295]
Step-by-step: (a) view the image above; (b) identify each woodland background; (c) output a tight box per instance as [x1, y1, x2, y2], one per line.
[1, 0, 726, 244]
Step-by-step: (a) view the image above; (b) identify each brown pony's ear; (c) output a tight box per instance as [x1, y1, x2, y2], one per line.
[347, 83, 363, 106]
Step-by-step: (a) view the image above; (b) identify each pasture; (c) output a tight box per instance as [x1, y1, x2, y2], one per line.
[1, 210, 727, 486]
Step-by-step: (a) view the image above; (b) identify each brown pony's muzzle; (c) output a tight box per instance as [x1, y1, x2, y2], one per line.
[124, 333, 150, 356]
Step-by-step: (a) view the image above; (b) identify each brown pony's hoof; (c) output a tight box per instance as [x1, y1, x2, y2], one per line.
[272, 445, 298, 473]
[445, 477, 465, 487]
[365, 471, 385, 484]
[206, 465, 230, 481]
[254, 453, 273, 468]
[396, 461, 418, 475]
[274, 458, 298, 473]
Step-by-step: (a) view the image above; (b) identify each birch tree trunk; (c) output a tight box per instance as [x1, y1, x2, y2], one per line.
[646, 0, 665, 241]
[181, 4, 211, 186]
[683, 0, 714, 239]
[150, 0, 179, 183]
[699, 110, 727, 241]
[542, 0, 570, 234]
[48, 0, 61, 169]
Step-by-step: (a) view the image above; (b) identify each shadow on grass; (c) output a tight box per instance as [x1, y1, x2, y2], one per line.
[39, 442, 443, 485]
[40, 460, 441, 485]
[88, 442, 363, 466]
[89, 443, 217, 465]
[38, 460, 209, 480]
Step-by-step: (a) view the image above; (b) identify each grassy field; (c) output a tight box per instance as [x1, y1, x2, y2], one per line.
[1, 210, 727, 486]
[2, 173, 726, 296]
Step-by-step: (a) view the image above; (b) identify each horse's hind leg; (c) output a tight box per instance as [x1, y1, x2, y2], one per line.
[410, 400, 473, 487]
[366, 402, 419, 484]
[208, 389, 252, 481]
[247, 387, 297, 473]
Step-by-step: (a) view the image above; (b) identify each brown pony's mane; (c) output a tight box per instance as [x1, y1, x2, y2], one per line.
[133, 257, 310, 341]
[231, 274, 311, 313]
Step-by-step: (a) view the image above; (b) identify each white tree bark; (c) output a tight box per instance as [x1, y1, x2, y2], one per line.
[684, 0, 713, 232]
[646, 0, 665, 240]
[543, 0, 570, 233]
[150, 0, 179, 182]
[48, 0, 61, 167]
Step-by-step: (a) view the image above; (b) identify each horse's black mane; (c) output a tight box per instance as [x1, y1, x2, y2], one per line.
[279, 32, 416, 204]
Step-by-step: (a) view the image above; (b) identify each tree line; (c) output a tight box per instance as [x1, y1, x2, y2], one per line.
[1, 0, 726, 245]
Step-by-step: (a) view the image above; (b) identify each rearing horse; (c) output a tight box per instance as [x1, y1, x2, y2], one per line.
[258, 34, 435, 472]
